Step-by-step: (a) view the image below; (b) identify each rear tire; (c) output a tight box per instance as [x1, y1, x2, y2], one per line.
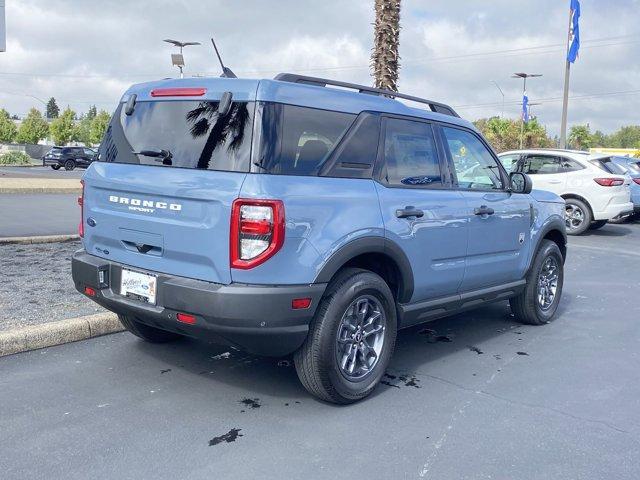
[510, 240, 564, 326]
[589, 220, 608, 230]
[294, 268, 397, 404]
[51, 165, 61, 170]
[118, 314, 182, 343]
[564, 198, 591, 235]
[64, 159, 76, 171]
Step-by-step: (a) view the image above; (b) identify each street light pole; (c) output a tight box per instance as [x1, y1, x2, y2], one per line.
[163, 39, 201, 78]
[512, 73, 542, 149]
[491, 81, 505, 118]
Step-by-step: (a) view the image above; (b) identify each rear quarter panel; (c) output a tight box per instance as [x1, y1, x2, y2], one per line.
[234, 176, 384, 285]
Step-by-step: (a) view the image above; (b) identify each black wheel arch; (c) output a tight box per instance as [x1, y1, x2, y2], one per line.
[314, 236, 414, 304]
[528, 219, 567, 272]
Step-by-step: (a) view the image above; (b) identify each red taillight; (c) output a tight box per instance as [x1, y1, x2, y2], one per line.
[78, 179, 85, 237]
[176, 313, 196, 324]
[292, 298, 312, 310]
[150, 87, 206, 97]
[84, 286, 96, 297]
[230, 199, 285, 269]
[594, 177, 624, 187]
[634, 178, 640, 186]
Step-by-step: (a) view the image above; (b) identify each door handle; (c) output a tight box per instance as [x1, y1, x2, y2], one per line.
[548, 180, 562, 184]
[396, 206, 424, 218]
[474, 205, 495, 216]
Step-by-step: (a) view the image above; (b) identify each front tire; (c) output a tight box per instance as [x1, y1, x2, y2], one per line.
[118, 314, 182, 343]
[510, 240, 564, 326]
[564, 198, 592, 235]
[294, 268, 397, 404]
[64, 159, 76, 171]
[589, 220, 608, 230]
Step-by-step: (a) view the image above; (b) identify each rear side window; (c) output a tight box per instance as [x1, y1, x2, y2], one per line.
[523, 155, 561, 174]
[99, 100, 254, 172]
[254, 103, 355, 176]
[382, 118, 442, 186]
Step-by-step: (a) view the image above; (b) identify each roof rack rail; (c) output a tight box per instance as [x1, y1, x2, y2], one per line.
[274, 73, 460, 118]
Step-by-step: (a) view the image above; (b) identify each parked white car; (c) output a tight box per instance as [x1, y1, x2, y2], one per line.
[498, 149, 634, 235]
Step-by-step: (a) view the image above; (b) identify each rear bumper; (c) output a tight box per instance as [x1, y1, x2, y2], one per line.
[592, 202, 634, 221]
[71, 250, 327, 356]
[42, 157, 61, 166]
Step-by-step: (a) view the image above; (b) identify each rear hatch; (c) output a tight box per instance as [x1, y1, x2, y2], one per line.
[82, 79, 258, 284]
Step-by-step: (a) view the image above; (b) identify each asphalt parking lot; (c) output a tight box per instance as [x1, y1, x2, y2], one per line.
[0, 194, 78, 237]
[0, 166, 85, 179]
[1, 222, 639, 479]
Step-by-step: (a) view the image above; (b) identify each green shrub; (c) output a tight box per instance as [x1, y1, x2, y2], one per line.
[0, 151, 32, 165]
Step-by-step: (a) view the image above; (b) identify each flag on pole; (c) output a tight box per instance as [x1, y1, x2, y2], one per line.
[522, 94, 529, 123]
[567, 0, 581, 63]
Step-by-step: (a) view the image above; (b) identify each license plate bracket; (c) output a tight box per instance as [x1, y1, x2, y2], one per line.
[120, 268, 157, 305]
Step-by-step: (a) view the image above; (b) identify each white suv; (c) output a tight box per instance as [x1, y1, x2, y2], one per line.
[499, 149, 633, 235]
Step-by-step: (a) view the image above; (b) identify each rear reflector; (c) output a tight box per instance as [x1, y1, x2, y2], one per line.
[634, 178, 640, 185]
[176, 312, 196, 324]
[150, 87, 206, 97]
[594, 177, 624, 187]
[292, 298, 312, 310]
[84, 286, 96, 297]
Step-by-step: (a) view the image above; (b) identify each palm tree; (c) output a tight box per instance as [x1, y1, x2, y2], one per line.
[186, 101, 250, 169]
[371, 0, 401, 92]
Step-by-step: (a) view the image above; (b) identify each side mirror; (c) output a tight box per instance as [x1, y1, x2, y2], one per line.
[510, 172, 532, 194]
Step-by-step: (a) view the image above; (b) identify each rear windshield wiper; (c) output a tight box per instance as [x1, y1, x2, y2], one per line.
[132, 148, 173, 165]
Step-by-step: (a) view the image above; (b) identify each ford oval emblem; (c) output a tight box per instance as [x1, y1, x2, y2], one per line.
[87, 217, 97, 227]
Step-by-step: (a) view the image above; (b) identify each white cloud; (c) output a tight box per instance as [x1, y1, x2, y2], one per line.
[0, 0, 637, 134]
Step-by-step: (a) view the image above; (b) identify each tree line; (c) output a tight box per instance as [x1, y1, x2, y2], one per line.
[473, 116, 640, 154]
[0, 97, 111, 147]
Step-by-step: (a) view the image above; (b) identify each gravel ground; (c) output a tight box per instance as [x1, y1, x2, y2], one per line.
[0, 241, 104, 331]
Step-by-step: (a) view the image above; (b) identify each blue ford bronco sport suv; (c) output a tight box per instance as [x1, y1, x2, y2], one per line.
[72, 74, 567, 403]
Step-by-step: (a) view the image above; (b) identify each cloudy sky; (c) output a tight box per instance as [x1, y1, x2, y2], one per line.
[1, 0, 638, 135]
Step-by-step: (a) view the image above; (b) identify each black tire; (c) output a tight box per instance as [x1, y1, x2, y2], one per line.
[564, 198, 592, 235]
[294, 268, 397, 404]
[51, 165, 61, 170]
[118, 314, 182, 343]
[589, 220, 608, 230]
[510, 239, 564, 326]
[64, 159, 76, 171]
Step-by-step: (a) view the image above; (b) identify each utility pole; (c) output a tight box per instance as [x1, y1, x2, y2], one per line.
[559, 7, 574, 149]
[512, 73, 542, 149]
[491, 81, 505, 118]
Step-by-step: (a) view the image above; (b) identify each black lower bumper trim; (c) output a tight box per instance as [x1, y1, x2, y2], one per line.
[71, 250, 327, 356]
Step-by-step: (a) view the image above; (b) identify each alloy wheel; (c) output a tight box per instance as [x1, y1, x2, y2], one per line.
[565, 203, 584, 232]
[537, 256, 559, 311]
[335, 295, 386, 380]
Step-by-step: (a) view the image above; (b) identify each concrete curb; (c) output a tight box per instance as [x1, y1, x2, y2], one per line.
[0, 234, 79, 245]
[0, 313, 124, 357]
[0, 187, 81, 194]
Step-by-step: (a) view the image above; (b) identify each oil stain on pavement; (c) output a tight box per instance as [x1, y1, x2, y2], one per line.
[239, 398, 261, 409]
[209, 428, 243, 446]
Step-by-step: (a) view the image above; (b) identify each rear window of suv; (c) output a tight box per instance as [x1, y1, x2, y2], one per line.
[99, 100, 255, 172]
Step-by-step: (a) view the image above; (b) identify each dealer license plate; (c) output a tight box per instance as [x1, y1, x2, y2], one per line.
[120, 269, 157, 304]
